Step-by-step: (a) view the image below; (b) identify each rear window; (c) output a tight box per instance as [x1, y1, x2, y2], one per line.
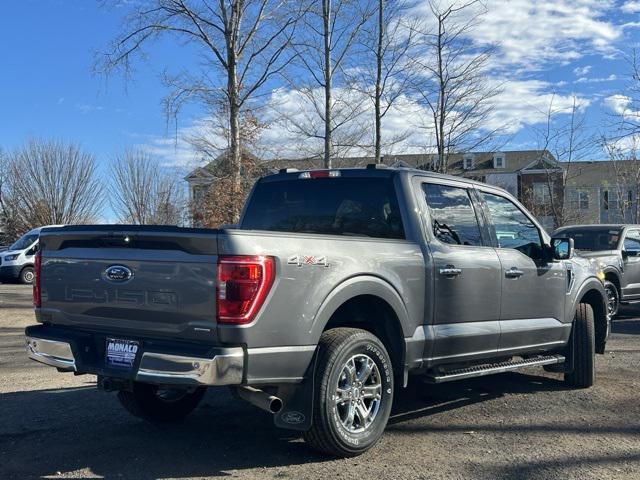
[559, 228, 621, 251]
[241, 177, 405, 239]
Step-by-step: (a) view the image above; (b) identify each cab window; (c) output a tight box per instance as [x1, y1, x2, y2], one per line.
[480, 191, 543, 260]
[423, 183, 483, 246]
[624, 230, 640, 254]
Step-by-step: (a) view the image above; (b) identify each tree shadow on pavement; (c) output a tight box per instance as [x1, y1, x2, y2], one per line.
[0, 370, 589, 480]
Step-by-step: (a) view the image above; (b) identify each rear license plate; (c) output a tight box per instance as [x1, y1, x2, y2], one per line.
[106, 338, 139, 368]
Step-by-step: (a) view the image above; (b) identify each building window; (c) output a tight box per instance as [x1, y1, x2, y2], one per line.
[569, 190, 589, 210]
[604, 190, 619, 211]
[463, 156, 474, 170]
[493, 154, 505, 168]
[533, 182, 551, 205]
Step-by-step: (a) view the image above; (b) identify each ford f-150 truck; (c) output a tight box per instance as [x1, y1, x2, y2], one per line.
[554, 224, 640, 318]
[25, 166, 609, 457]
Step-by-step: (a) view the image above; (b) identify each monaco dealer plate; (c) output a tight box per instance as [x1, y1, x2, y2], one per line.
[106, 338, 139, 368]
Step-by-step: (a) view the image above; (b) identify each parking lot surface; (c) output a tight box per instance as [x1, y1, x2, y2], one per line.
[1, 283, 639, 479]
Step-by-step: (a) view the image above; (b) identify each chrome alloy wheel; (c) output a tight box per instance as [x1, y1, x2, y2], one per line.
[605, 283, 619, 317]
[333, 354, 382, 433]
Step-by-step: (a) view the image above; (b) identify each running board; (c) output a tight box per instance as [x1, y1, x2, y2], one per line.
[425, 355, 565, 384]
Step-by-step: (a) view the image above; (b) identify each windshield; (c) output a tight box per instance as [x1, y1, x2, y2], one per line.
[10, 233, 38, 251]
[241, 177, 405, 239]
[559, 228, 621, 251]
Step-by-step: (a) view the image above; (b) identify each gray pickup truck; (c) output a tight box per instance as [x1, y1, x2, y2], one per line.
[554, 224, 640, 318]
[25, 166, 609, 457]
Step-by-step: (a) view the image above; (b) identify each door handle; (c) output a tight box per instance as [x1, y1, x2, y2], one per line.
[505, 267, 524, 278]
[439, 266, 462, 277]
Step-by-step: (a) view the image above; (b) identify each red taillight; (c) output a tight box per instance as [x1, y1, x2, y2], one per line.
[217, 255, 275, 324]
[33, 250, 42, 307]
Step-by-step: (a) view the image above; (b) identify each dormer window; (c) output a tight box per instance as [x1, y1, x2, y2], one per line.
[493, 154, 505, 169]
[463, 154, 475, 170]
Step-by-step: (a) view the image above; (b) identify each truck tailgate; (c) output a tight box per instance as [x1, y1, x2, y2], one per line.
[38, 226, 220, 343]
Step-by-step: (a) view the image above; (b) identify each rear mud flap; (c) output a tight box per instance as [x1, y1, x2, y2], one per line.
[273, 354, 318, 432]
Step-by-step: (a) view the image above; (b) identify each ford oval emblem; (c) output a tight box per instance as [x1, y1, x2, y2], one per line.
[105, 265, 133, 283]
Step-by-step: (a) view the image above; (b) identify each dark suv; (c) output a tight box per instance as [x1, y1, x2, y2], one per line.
[554, 224, 640, 317]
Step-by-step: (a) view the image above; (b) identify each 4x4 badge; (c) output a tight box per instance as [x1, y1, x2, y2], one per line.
[288, 255, 329, 267]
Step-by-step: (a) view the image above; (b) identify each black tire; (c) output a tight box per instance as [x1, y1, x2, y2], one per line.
[303, 328, 394, 457]
[604, 280, 619, 318]
[20, 266, 35, 285]
[564, 303, 595, 388]
[117, 382, 206, 422]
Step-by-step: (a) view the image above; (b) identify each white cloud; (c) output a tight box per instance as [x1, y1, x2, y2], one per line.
[573, 65, 592, 76]
[575, 74, 618, 83]
[453, 0, 622, 71]
[75, 103, 104, 114]
[605, 94, 634, 115]
[622, 1, 640, 13]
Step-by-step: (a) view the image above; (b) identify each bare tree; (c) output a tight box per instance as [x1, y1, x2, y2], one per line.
[2, 139, 102, 236]
[99, 0, 302, 219]
[522, 95, 595, 229]
[110, 150, 185, 225]
[413, 0, 501, 173]
[281, 0, 375, 167]
[358, 0, 419, 163]
[608, 49, 640, 140]
[603, 138, 640, 224]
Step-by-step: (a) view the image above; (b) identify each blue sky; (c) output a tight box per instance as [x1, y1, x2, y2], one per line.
[1, 0, 639, 177]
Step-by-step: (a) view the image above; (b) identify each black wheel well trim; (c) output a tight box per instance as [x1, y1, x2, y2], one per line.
[602, 268, 621, 288]
[20, 264, 34, 273]
[320, 291, 408, 383]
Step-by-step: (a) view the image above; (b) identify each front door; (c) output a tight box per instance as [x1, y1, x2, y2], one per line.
[621, 228, 640, 299]
[419, 180, 502, 362]
[477, 190, 568, 353]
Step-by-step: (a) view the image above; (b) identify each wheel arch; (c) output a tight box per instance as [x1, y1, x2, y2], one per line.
[311, 276, 412, 380]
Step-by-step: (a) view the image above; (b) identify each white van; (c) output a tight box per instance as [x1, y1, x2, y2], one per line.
[0, 226, 63, 284]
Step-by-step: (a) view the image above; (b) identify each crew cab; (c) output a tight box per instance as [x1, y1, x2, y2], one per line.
[554, 224, 640, 317]
[25, 166, 609, 457]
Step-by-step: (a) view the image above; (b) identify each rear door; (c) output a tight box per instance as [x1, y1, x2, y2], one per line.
[621, 228, 640, 299]
[417, 179, 502, 362]
[476, 189, 568, 353]
[39, 226, 220, 343]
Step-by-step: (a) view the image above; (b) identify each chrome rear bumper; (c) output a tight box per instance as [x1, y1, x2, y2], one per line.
[136, 350, 243, 386]
[25, 335, 244, 386]
[26, 336, 76, 371]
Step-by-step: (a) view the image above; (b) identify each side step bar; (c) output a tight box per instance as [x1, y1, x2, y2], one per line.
[425, 355, 565, 384]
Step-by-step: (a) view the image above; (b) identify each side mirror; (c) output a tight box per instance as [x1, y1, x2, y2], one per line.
[551, 237, 574, 261]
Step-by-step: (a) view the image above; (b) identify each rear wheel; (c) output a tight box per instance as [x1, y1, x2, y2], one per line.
[304, 328, 394, 457]
[604, 280, 619, 318]
[20, 267, 35, 284]
[564, 303, 595, 388]
[117, 382, 206, 422]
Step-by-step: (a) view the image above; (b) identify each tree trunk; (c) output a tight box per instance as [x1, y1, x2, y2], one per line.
[227, 1, 242, 221]
[374, 0, 384, 164]
[323, 0, 332, 169]
[437, 14, 446, 174]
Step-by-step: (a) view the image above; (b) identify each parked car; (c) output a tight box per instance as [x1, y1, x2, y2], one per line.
[25, 167, 608, 457]
[553, 224, 640, 317]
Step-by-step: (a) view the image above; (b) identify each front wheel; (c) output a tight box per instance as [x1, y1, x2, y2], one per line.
[604, 280, 619, 318]
[117, 382, 206, 422]
[564, 303, 595, 388]
[304, 328, 394, 457]
[20, 267, 35, 284]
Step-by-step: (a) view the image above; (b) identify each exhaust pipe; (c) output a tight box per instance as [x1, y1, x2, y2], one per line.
[237, 386, 283, 414]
